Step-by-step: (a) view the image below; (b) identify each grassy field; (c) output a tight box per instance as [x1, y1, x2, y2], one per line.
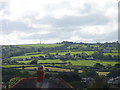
[103, 53, 119, 56]
[2, 65, 110, 76]
[24, 52, 44, 55]
[17, 59, 64, 64]
[17, 60, 32, 63]
[112, 50, 119, 53]
[66, 60, 118, 66]
[90, 45, 100, 48]
[97, 72, 110, 76]
[16, 59, 118, 66]
[10, 50, 119, 59]
[67, 44, 88, 49]
[16, 44, 63, 49]
[11, 54, 45, 59]
[1, 65, 34, 68]
[11, 51, 95, 59]
[50, 51, 95, 55]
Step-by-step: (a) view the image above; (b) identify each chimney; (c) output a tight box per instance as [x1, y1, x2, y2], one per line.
[37, 66, 44, 82]
[36, 66, 44, 88]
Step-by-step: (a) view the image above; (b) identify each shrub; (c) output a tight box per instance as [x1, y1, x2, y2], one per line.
[8, 77, 21, 88]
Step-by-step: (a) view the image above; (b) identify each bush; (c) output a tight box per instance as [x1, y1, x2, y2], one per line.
[8, 77, 21, 88]
[82, 69, 98, 77]
[90, 75, 110, 89]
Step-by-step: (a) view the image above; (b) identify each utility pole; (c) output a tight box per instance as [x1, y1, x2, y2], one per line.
[40, 39, 41, 44]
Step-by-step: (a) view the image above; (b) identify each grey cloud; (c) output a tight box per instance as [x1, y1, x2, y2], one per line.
[0, 2, 10, 15]
[1, 11, 110, 35]
[19, 28, 72, 41]
[1, 19, 40, 34]
[98, 31, 118, 42]
[33, 13, 110, 27]
[0, 2, 8, 10]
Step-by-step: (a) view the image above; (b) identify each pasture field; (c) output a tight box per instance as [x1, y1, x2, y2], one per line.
[2, 64, 110, 76]
[11, 51, 95, 59]
[17, 44, 63, 49]
[18, 59, 65, 64]
[17, 59, 64, 64]
[112, 50, 119, 53]
[50, 51, 95, 55]
[11, 56, 31, 59]
[67, 44, 88, 49]
[38, 59, 64, 63]
[24, 52, 44, 55]
[97, 72, 110, 76]
[66, 60, 118, 66]
[11, 50, 119, 59]
[11, 54, 45, 59]
[17, 60, 32, 63]
[90, 45, 100, 47]
[1, 65, 34, 68]
[16, 59, 118, 66]
[103, 53, 119, 56]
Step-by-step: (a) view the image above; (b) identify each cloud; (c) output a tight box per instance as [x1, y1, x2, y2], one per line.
[0, 0, 118, 45]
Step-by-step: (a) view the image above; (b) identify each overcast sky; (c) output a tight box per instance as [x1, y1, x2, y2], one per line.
[0, 0, 119, 45]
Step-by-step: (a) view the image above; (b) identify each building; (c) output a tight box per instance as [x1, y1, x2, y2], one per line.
[9, 66, 74, 89]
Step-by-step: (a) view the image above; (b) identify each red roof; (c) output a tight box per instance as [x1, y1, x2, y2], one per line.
[9, 77, 74, 89]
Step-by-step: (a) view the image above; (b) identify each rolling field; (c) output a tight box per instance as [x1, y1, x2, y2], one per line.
[2, 65, 110, 76]
[16, 66, 109, 76]
[17, 59, 64, 64]
[11, 54, 45, 59]
[11, 51, 95, 59]
[1, 65, 34, 68]
[50, 51, 94, 55]
[103, 53, 119, 56]
[16, 59, 118, 66]
[67, 60, 117, 66]
[97, 72, 110, 76]
[112, 50, 119, 53]
[24, 52, 45, 55]
[68, 44, 88, 48]
[11, 50, 119, 59]
[16, 44, 63, 48]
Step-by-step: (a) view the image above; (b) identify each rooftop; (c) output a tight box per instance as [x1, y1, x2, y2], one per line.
[10, 77, 74, 89]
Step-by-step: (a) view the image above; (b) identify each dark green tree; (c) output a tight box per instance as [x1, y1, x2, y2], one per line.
[90, 75, 110, 89]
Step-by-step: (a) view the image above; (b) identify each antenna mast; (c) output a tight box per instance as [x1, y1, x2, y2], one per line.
[40, 39, 41, 44]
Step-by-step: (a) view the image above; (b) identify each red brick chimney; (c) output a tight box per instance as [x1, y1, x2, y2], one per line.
[37, 66, 44, 82]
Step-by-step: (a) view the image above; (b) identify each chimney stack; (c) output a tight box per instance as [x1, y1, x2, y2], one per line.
[37, 66, 44, 82]
[36, 66, 44, 88]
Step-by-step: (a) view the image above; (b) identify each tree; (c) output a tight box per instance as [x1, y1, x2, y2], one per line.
[30, 59, 38, 64]
[2, 68, 21, 84]
[107, 68, 120, 78]
[20, 70, 31, 77]
[90, 75, 110, 89]
[21, 65, 25, 70]
[114, 63, 120, 68]
[92, 51, 103, 59]
[81, 53, 88, 59]
[74, 68, 79, 73]
[56, 53, 59, 55]
[68, 61, 72, 65]
[8, 77, 21, 88]
[94, 63, 104, 69]
[82, 69, 98, 77]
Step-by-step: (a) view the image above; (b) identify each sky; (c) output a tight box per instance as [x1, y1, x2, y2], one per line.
[0, 0, 119, 45]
